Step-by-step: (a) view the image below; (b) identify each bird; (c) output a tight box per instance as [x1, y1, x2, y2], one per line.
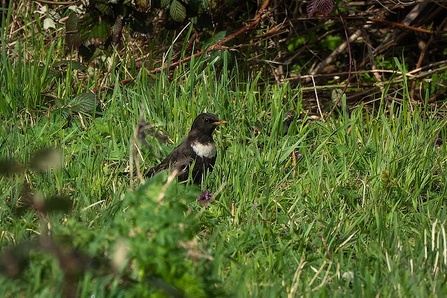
[144, 113, 227, 184]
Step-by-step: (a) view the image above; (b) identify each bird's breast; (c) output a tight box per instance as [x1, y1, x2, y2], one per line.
[191, 142, 217, 159]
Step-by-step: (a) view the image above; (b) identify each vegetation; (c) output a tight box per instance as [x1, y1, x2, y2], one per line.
[1, 0, 447, 297]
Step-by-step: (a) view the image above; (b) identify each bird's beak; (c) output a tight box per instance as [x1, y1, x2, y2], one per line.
[213, 120, 228, 125]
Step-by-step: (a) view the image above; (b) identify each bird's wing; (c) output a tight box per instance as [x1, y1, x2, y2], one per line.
[144, 141, 196, 178]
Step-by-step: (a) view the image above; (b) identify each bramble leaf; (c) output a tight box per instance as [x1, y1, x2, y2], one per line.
[170, 0, 186, 22]
[307, 0, 333, 17]
[161, 0, 171, 8]
[70, 93, 97, 114]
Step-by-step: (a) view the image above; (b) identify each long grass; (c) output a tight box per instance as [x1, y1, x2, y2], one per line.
[1, 3, 447, 297]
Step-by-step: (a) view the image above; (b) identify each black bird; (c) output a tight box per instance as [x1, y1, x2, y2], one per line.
[144, 113, 227, 184]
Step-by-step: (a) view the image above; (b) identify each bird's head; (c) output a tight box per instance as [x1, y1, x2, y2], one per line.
[190, 113, 227, 135]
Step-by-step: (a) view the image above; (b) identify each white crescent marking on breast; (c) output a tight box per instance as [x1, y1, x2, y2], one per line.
[191, 142, 217, 158]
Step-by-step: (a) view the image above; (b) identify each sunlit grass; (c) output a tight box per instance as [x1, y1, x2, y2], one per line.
[1, 3, 447, 297]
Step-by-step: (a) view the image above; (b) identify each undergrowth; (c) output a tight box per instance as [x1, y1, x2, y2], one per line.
[1, 4, 447, 297]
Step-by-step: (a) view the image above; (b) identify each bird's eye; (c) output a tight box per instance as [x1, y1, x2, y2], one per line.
[204, 118, 210, 123]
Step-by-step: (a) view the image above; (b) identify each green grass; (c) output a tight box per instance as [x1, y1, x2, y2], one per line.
[2, 8, 447, 297]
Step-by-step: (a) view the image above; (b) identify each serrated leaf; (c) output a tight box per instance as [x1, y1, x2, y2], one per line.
[161, 0, 171, 8]
[66, 12, 78, 32]
[95, 3, 114, 16]
[318, 0, 333, 16]
[135, 0, 150, 10]
[69, 93, 97, 114]
[80, 12, 97, 28]
[170, 0, 186, 22]
[307, 0, 333, 17]
[80, 11, 110, 41]
[90, 21, 110, 41]
[66, 13, 83, 49]
[54, 98, 64, 108]
[202, 30, 226, 48]
[307, 0, 316, 17]
[60, 107, 71, 119]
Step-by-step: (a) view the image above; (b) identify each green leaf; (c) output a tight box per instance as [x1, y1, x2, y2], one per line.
[202, 30, 226, 48]
[66, 13, 82, 49]
[95, 3, 114, 16]
[170, 0, 186, 22]
[161, 0, 171, 8]
[320, 35, 342, 51]
[80, 12, 97, 28]
[90, 21, 110, 41]
[69, 93, 97, 114]
[287, 32, 316, 51]
[60, 107, 71, 119]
